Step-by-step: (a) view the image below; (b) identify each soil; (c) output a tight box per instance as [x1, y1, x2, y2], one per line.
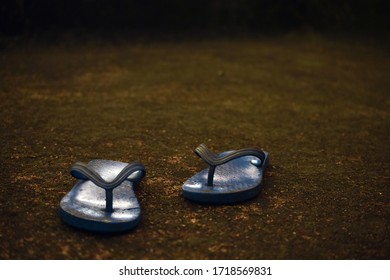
[0, 33, 388, 259]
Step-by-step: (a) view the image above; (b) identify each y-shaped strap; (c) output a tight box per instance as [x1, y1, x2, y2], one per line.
[70, 161, 146, 212]
[194, 144, 266, 187]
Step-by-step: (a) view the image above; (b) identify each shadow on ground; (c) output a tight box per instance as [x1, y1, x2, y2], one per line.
[0, 32, 389, 259]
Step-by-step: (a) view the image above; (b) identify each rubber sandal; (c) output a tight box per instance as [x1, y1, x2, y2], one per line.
[182, 144, 269, 204]
[60, 159, 146, 233]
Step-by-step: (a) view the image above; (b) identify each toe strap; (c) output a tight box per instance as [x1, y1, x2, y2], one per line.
[194, 144, 266, 186]
[70, 161, 146, 190]
[195, 143, 266, 167]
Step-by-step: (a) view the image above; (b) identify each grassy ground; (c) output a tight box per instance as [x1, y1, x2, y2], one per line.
[0, 33, 389, 259]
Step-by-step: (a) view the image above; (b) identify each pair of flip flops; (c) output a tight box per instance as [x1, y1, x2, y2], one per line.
[60, 144, 269, 233]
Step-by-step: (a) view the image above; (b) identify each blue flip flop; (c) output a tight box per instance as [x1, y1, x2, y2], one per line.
[182, 144, 269, 204]
[60, 159, 146, 233]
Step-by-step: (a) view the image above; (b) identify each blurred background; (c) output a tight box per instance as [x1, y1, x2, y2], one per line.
[1, 0, 389, 38]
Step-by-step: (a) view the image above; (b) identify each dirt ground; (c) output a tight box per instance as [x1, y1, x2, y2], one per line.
[0, 33, 388, 259]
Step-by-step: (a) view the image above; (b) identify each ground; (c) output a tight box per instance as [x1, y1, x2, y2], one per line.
[0, 33, 389, 259]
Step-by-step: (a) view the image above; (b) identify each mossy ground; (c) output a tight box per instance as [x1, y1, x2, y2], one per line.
[0, 33, 389, 259]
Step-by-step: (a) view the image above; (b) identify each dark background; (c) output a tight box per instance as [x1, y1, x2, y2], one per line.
[1, 0, 389, 37]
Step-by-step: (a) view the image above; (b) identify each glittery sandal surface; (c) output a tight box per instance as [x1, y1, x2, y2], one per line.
[60, 160, 145, 233]
[182, 144, 269, 204]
